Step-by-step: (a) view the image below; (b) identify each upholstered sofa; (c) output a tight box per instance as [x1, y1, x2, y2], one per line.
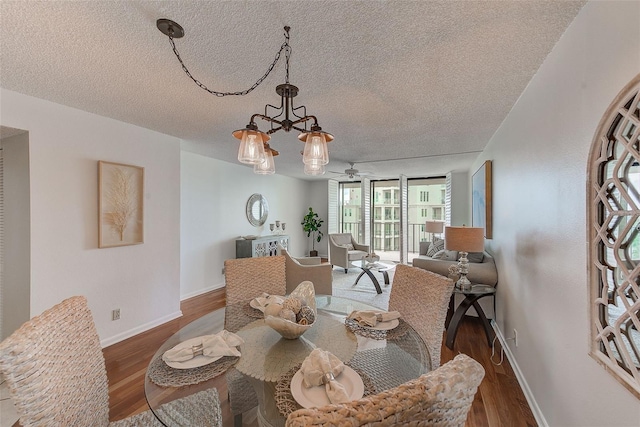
[412, 241, 498, 287]
[328, 233, 370, 273]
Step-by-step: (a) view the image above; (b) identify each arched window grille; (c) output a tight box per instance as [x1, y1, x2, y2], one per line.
[588, 73, 640, 398]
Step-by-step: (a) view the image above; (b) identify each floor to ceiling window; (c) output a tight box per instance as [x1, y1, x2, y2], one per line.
[337, 176, 447, 263]
[372, 180, 400, 257]
[371, 178, 446, 262]
[338, 181, 362, 242]
[408, 177, 446, 260]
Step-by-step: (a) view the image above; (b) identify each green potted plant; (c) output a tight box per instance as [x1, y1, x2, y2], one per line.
[301, 207, 324, 257]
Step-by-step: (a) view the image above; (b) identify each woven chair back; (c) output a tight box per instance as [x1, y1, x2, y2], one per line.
[0, 296, 111, 426]
[286, 353, 484, 426]
[389, 264, 454, 369]
[224, 255, 286, 305]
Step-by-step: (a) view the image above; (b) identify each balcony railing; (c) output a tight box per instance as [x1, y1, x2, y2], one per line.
[340, 221, 436, 254]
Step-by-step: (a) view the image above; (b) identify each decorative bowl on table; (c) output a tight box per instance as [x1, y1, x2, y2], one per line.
[265, 281, 316, 339]
[364, 253, 380, 263]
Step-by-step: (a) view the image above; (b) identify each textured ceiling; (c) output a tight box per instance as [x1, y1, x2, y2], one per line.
[0, 1, 584, 180]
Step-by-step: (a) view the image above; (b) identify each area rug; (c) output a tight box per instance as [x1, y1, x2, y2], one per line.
[330, 266, 393, 310]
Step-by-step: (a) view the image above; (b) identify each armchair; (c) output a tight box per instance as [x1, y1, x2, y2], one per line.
[278, 245, 333, 295]
[328, 233, 370, 273]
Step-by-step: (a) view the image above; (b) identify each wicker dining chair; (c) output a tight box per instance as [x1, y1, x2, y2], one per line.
[389, 263, 455, 369]
[0, 296, 222, 427]
[285, 353, 485, 427]
[224, 255, 287, 305]
[224, 255, 287, 426]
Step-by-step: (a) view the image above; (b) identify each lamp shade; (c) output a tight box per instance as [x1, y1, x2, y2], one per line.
[444, 227, 484, 252]
[425, 221, 444, 233]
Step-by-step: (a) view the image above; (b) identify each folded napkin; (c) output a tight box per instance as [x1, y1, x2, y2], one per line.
[347, 310, 401, 327]
[300, 348, 350, 404]
[252, 293, 285, 311]
[163, 330, 244, 363]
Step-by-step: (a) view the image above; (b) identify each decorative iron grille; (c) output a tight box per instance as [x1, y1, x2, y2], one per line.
[589, 73, 640, 398]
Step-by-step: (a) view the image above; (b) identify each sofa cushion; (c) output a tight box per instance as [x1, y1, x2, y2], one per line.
[432, 249, 458, 261]
[426, 238, 444, 257]
[332, 234, 352, 245]
[466, 252, 485, 263]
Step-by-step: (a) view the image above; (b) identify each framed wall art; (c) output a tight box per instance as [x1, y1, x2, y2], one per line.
[472, 160, 492, 239]
[98, 161, 144, 248]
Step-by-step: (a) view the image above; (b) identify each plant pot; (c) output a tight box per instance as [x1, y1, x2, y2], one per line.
[309, 250, 318, 257]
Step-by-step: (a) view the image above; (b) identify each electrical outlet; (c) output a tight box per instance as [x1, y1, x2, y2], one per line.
[514, 329, 518, 347]
[112, 309, 120, 321]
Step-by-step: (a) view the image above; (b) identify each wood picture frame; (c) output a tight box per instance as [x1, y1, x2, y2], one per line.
[472, 160, 492, 239]
[98, 161, 144, 248]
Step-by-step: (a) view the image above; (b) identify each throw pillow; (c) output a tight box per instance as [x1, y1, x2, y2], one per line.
[431, 249, 459, 261]
[426, 238, 444, 257]
[340, 243, 354, 250]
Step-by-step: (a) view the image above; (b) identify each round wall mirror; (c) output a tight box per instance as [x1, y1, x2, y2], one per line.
[246, 193, 269, 227]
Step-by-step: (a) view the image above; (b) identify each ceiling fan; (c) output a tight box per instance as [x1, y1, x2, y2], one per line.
[329, 162, 373, 180]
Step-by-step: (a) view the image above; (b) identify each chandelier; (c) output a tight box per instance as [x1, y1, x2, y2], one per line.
[157, 20, 333, 175]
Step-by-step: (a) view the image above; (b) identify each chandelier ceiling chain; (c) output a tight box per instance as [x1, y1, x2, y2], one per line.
[157, 19, 333, 176]
[158, 19, 290, 97]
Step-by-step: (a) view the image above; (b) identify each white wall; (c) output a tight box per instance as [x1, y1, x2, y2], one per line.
[449, 171, 470, 226]
[1, 132, 31, 340]
[0, 89, 182, 347]
[180, 151, 315, 299]
[473, 2, 640, 425]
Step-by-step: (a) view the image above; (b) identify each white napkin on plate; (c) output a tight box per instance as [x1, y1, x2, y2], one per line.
[163, 330, 244, 363]
[300, 348, 350, 404]
[252, 293, 285, 311]
[347, 310, 401, 327]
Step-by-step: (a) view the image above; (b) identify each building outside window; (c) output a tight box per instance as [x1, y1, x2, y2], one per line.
[433, 207, 443, 220]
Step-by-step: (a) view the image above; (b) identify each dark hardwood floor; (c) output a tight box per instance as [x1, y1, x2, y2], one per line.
[102, 288, 536, 426]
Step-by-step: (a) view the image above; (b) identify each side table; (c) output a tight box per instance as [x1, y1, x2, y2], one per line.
[445, 284, 496, 349]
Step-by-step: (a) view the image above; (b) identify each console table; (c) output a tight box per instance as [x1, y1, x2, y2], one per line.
[445, 284, 496, 349]
[235, 235, 289, 258]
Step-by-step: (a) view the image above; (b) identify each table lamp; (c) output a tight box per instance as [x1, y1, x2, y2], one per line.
[444, 226, 485, 291]
[425, 221, 444, 242]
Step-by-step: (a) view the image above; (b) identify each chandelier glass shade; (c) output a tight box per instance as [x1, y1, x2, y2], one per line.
[299, 128, 331, 166]
[157, 20, 333, 175]
[254, 144, 278, 175]
[303, 162, 326, 176]
[233, 126, 269, 165]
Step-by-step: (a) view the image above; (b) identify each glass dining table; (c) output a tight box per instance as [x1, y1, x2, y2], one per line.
[144, 295, 431, 427]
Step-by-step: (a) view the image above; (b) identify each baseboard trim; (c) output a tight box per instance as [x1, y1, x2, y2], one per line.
[181, 283, 224, 301]
[100, 310, 183, 348]
[493, 321, 547, 427]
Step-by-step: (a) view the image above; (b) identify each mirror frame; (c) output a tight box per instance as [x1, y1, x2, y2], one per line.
[246, 193, 269, 227]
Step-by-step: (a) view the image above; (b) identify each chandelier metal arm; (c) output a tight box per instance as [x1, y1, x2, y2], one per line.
[291, 104, 307, 120]
[263, 92, 307, 122]
[251, 114, 318, 135]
